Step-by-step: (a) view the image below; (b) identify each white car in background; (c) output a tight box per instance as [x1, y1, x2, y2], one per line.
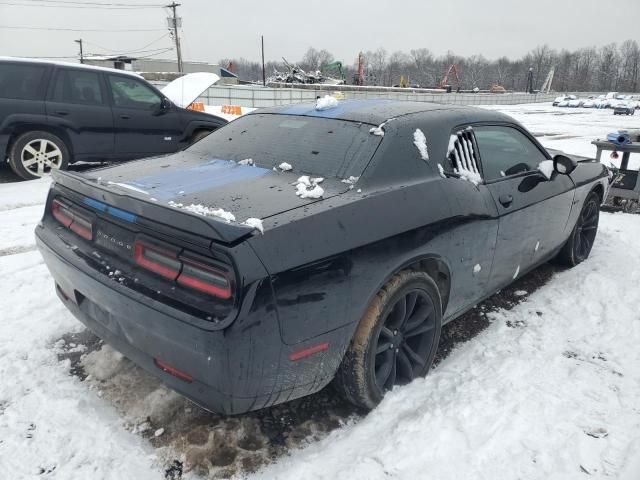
[161, 72, 255, 121]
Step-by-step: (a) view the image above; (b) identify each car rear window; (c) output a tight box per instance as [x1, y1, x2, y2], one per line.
[190, 114, 381, 179]
[0, 63, 47, 100]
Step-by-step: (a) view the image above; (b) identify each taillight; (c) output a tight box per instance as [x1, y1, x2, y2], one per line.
[177, 257, 232, 299]
[133, 239, 233, 299]
[51, 198, 93, 240]
[133, 240, 180, 280]
[51, 199, 73, 227]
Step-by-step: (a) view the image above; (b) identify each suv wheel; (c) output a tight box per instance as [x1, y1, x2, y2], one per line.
[9, 131, 69, 180]
[334, 270, 442, 410]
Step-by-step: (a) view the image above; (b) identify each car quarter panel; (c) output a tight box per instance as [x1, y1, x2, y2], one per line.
[249, 111, 504, 345]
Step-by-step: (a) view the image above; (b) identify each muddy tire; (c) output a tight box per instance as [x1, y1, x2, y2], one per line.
[9, 131, 69, 180]
[556, 191, 600, 266]
[334, 270, 442, 410]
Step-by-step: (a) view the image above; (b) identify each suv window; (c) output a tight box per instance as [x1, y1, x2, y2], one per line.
[108, 75, 161, 109]
[52, 69, 104, 105]
[474, 125, 547, 180]
[0, 63, 46, 100]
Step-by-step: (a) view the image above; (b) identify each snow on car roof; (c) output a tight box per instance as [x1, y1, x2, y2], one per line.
[0, 56, 142, 78]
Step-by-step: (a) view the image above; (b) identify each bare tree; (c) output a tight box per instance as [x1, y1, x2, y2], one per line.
[222, 39, 640, 93]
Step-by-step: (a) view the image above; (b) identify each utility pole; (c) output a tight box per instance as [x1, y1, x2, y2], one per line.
[261, 35, 266, 86]
[74, 38, 84, 64]
[166, 2, 183, 73]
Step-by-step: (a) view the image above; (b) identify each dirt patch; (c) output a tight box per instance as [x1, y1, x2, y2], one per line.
[55, 262, 560, 479]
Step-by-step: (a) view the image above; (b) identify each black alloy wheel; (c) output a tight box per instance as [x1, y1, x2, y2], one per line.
[334, 270, 442, 410]
[374, 290, 438, 391]
[574, 195, 599, 262]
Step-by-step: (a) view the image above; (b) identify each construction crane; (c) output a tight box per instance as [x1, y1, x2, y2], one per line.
[320, 61, 345, 82]
[355, 52, 364, 86]
[439, 64, 461, 91]
[540, 67, 555, 93]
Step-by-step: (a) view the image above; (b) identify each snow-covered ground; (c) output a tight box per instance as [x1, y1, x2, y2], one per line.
[1, 104, 639, 480]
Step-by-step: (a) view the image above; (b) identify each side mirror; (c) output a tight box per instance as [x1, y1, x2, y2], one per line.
[553, 154, 577, 175]
[160, 97, 172, 110]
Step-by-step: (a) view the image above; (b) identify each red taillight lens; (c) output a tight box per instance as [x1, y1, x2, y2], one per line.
[177, 258, 232, 299]
[51, 199, 73, 227]
[134, 240, 181, 280]
[51, 198, 93, 240]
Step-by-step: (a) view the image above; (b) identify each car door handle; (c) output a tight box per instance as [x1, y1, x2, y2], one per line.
[499, 194, 513, 207]
[119, 114, 131, 120]
[54, 110, 69, 116]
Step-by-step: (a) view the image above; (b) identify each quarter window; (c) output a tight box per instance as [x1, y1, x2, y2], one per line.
[52, 69, 104, 105]
[108, 75, 161, 109]
[0, 63, 46, 100]
[474, 126, 548, 180]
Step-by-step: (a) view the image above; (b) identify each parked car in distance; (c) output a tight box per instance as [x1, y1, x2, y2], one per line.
[0, 58, 227, 180]
[613, 103, 636, 115]
[553, 95, 568, 106]
[36, 100, 609, 414]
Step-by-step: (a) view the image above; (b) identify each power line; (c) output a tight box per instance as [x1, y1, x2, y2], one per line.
[2, 0, 164, 8]
[0, 25, 166, 32]
[85, 47, 174, 57]
[21, 0, 163, 5]
[83, 33, 171, 55]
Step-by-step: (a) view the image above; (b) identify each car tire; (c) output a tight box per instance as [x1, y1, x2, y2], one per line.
[334, 270, 442, 410]
[555, 191, 600, 267]
[9, 131, 69, 180]
[190, 129, 212, 145]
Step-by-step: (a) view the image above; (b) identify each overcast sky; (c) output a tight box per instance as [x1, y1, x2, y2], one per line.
[1, 0, 639, 65]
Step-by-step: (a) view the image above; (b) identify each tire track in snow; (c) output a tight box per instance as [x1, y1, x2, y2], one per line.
[54, 257, 560, 478]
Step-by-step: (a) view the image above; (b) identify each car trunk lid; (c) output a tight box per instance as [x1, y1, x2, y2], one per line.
[53, 154, 347, 243]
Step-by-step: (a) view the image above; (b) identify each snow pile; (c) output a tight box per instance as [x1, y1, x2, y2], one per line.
[82, 345, 124, 381]
[413, 128, 429, 160]
[238, 158, 254, 166]
[315, 95, 339, 111]
[455, 168, 482, 186]
[168, 201, 236, 223]
[341, 176, 359, 185]
[295, 176, 324, 199]
[296, 175, 324, 187]
[437, 164, 446, 178]
[243, 217, 264, 234]
[537, 160, 555, 180]
[2, 105, 640, 479]
[251, 212, 640, 480]
[278, 162, 293, 171]
[369, 118, 394, 136]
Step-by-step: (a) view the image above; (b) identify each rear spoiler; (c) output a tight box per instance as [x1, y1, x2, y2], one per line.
[51, 170, 255, 245]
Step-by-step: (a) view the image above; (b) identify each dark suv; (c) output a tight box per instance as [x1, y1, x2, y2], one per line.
[0, 58, 227, 180]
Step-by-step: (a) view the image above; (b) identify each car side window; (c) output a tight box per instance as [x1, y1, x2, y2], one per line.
[474, 125, 548, 181]
[52, 69, 104, 105]
[0, 63, 46, 100]
[108, 75, 161, 109]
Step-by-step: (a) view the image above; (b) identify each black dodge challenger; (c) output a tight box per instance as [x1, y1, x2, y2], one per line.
[36, 100, 609, 414]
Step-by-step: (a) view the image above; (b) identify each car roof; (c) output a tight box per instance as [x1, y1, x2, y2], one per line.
[255, 99, 512, 126]
[0, 56, 141, 78]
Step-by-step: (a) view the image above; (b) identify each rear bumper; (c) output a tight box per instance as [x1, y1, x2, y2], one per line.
[36, 226, 347, 414]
